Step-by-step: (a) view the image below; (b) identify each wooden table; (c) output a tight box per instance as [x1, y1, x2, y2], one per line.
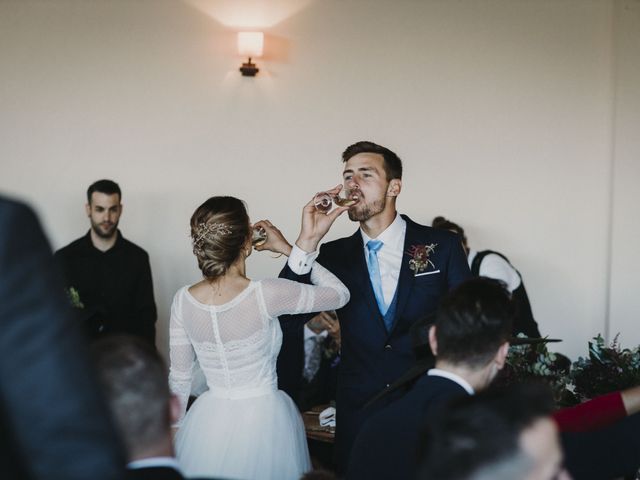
[303, 405, 335, 444]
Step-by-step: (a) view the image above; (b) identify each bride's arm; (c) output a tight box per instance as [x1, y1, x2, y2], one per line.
[262, 256, 350, 318]
[168, 291, 195, 426]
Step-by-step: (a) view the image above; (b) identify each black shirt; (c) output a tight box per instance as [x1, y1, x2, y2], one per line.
[54, 230, 157, 345]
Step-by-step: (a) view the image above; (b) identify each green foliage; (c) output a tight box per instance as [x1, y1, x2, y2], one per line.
[571, 334, 640, 401]
[66, 287, 84, 309]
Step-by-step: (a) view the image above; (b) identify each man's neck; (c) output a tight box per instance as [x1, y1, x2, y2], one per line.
[359, 208, 398, 239]
[90, 229, 117, 252]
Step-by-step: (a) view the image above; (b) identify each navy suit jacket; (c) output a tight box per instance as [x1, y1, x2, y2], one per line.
[347, 375, 468, 480]
[279, 215, 470, 469]
[0, 197, 126, 479]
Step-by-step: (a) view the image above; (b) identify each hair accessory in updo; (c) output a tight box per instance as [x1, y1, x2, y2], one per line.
[192, 222, 232, 256]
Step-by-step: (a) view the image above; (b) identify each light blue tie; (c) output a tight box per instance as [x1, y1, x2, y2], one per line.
[367, 239, 388, 315]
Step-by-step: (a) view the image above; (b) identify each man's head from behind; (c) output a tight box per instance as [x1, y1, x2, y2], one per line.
[86, 179, 122, 239]
[419, 384, 570, 480]
[429, 278, 514, 387]
[92, 335, 180, 461]
[341, 141, 403, 222]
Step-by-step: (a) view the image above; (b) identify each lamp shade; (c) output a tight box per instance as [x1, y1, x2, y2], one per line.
[238, 32, 264, 57]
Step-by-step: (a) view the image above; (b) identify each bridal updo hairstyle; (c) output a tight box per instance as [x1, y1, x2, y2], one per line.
[190, 196, 250, 281]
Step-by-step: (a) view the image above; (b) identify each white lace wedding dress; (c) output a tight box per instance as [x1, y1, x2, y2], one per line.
[169, 262, 349, 480]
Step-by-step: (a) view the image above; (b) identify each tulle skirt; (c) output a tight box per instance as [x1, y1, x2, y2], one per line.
[175, 389, 311, 480]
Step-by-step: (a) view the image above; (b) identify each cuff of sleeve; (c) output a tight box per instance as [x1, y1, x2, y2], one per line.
[287, 244, 319, 275]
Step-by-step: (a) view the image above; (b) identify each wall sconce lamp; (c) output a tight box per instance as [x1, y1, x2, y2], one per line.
[238, 32, 264, 77]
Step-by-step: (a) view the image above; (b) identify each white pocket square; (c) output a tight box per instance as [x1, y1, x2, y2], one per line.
[415, 270, 441, 277]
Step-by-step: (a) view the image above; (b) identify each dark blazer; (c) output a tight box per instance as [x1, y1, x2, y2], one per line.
[298, 336, 339, 412]
[0, 197, 126, 479]
[279, 215, 470, 469]
[347, 374, 468, 480]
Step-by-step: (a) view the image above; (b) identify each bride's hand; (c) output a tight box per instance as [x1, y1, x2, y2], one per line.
[295, 185, 349, 253]
[252, 220, 292, 256]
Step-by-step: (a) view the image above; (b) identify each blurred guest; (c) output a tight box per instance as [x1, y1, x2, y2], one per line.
[347, 278, 513, 480]
[0, 196, 126, 479]
[54, 179, 157, 344]
[93, 335, 196, 480]
[419, 384, 570, 480]
[432, 216, 540, 337]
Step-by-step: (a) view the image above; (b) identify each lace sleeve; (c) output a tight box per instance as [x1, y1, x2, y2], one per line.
[262, 260, 350, 317]
[168, 289, 195, 426]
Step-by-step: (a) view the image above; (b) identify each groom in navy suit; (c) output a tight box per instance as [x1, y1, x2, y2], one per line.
[279, 141, 470, 470]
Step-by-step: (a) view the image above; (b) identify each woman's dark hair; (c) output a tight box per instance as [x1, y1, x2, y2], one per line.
[432, 216, 467, 248]
[190, 196, 250, 280]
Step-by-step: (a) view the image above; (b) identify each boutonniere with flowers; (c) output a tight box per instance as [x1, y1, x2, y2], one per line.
[406, 243, 438, 275]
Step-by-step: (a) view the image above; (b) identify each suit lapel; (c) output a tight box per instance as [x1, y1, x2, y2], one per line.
[389, 215, 419, 333]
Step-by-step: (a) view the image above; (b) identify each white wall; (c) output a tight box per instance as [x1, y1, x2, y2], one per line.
[0, 0, 637, 361]
[609, 0, 640, 347]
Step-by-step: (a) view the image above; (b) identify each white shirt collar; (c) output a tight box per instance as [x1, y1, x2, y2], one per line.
[360, 212, 405, 251]
[304, 324, 329, 341]
[427, 368, 475, 395]
[127, 456, 182, 471]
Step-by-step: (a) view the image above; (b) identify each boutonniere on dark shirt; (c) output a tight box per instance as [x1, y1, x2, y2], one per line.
[66, 287, 85, 309]
[406, 243, 438, 275]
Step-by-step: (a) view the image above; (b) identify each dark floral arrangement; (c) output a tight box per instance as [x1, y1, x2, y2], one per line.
[495, 333, 640, 407]
[571, 334, 640, 401]
[495, 334, 577, 407]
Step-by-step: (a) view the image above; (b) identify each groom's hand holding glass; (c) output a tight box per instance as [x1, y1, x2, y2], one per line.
[253, 185, 351, 256]
[296, 184, 351, 254]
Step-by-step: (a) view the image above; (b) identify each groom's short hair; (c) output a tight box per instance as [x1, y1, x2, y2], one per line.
[342, 141, 403, 181]
[435, 278, 514, 368]
[92, 335, 170, 457]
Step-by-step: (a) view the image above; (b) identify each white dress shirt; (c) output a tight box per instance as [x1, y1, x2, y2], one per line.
[304, 324, 329, 370]
[468, 250, 521, 293]
[427, 368, 475, 395]
[360, 213, 406, 307]
[288, 214, 407, 307]
[127, 456, 183, 471]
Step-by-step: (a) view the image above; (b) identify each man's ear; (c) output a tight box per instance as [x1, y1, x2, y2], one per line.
[387, 179, 402, 197]
[169, 394, 182, 425]
[494, 342, 510, 370]
[85, 203, 91, 217]
[428, 325, 438, 357]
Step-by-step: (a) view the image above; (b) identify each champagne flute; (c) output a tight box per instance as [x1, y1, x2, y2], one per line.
[252, 226, 267, 246]
[313, 186, 360, 213]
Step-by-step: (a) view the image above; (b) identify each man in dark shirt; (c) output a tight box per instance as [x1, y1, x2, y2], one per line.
[54, 179, 157, 345]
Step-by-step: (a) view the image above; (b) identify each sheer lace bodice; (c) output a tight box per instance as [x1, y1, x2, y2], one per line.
[169, 262, 349, 422]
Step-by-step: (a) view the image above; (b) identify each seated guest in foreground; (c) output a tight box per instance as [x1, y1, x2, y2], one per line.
[0, 196, 126, 479]
[93, 335, 194, 480]
[419, 384, 570, 480]
[347, 278, 513, 480]
[350, 279, 640, 480]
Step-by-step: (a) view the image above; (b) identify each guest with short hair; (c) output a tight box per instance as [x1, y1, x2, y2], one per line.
[54, 179, 157, 344]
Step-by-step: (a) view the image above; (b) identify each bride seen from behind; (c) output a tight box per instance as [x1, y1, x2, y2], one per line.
[169, 189, 350, 480]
